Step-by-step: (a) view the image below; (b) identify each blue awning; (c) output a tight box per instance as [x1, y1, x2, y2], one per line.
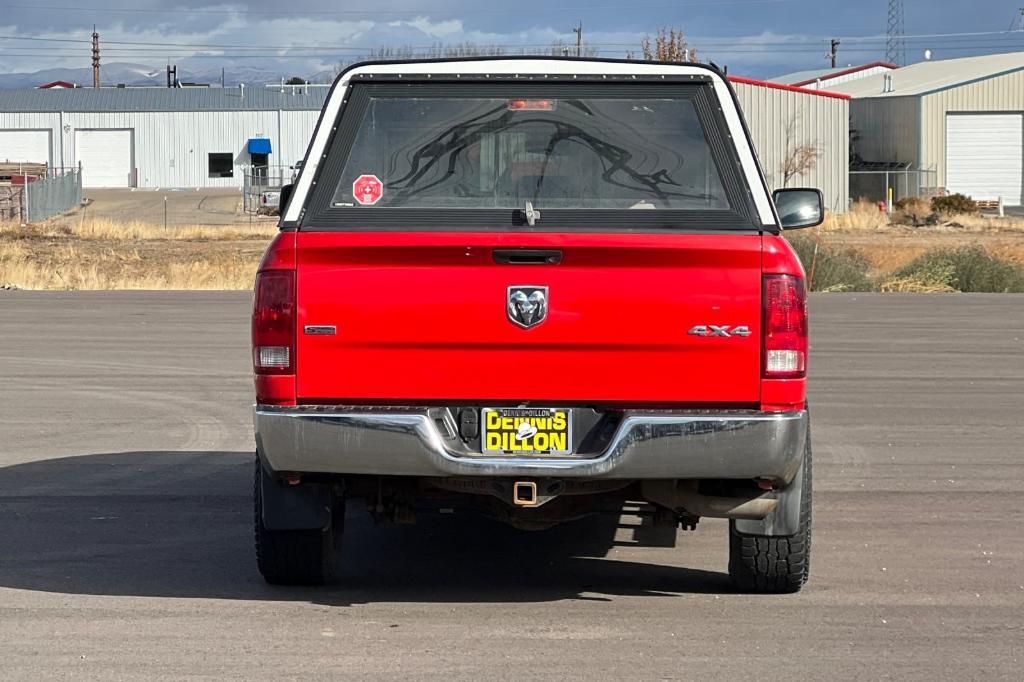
[247, 138, 272, 155]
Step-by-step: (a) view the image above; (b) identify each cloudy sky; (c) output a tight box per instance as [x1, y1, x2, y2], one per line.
[2, 0, 1024, 80]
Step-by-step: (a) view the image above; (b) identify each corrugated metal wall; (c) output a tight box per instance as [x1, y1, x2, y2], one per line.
[0, 109, 317, 187]
[733, 82, 850, 212]
[0, 113, 61, 169]
[278, 110, 319, 167]
[849, 96, 920, 166]
[920, 69, 1024, 188]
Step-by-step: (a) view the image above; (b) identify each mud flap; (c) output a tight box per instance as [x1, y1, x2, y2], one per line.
[733, 447, 804, 537]
[258, 454, 332, 531]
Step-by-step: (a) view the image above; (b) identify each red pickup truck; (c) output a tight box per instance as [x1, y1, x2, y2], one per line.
[251, 58, 822, 592]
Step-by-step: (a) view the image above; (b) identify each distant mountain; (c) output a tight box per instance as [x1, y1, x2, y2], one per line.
[0, 62, 292, 89]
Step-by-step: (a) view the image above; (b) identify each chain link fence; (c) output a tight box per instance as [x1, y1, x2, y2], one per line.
[849, 164, 940, 206]
[242, 166, 294, 215]
[0, 167, 83, 224]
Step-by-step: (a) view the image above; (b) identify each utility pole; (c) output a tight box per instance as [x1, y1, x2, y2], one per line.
[91, 26, 100, 89]
[886, 0, 907, 66]
[573, 22, 582, 57]
[828, 38, 841, 68]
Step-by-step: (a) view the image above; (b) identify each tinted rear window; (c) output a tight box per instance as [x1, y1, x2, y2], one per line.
[299, 80, 758, 231]
[331, 96, 729, 211]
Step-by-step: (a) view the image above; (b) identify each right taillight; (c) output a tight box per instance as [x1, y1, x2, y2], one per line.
[763, 274, 807, 379]
[252, 270, 295, 375]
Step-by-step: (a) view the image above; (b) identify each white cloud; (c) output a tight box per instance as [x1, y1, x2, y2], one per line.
[390, 17, 465, 39]
[0, 12, 838, 82]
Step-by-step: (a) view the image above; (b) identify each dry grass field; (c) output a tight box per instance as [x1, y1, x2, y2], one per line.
[817, 201, 1024, 274]
[2, 204, 1022, 291]
[1, 219, 275, 290]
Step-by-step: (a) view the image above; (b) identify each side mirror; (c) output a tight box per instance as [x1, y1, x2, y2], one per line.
[772, 188, 824, 230]
[279, 183, 294, 217]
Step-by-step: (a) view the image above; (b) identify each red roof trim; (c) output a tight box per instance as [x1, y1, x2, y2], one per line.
[37, 80, 78, 89]
[790, 61, 897, 87]
[727, 75, 851, 100]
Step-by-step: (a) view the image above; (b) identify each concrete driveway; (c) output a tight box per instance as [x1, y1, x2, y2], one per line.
[80, 188, 245, 225]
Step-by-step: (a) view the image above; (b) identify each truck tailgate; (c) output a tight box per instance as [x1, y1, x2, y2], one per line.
[295, 231, 761, 404]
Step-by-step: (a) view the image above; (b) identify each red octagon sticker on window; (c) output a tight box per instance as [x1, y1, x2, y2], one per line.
[352, 174, 383, 205]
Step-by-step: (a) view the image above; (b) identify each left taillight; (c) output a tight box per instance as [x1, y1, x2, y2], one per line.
[762, 274, 808, 379]
[252, 270, 295, 375]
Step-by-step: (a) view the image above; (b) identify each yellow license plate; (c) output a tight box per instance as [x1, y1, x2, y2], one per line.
[481, 408, 573, 456]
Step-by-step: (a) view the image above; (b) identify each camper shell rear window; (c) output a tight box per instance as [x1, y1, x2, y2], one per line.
[299, 76, 760, 231]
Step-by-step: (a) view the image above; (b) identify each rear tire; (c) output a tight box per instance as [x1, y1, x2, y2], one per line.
[728, 429, 812, 594]
[254, 458, 340, 585]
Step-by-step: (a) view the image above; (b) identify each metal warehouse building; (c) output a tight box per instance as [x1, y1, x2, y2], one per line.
[730, 77, 849, 212]
[0, 86, 326, 188]
[0, 74, 849, 211]
[826, 51, 1024, 206]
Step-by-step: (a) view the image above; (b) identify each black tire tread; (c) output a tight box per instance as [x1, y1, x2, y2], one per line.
[728, 431, 812, 594]
[253, 458, 335, 586]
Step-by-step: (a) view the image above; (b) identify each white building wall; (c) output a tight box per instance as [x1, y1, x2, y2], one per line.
[0, 112, 61, 168]
[733, 81, 850, 212]
[920, 69, 1024, 188]
[0, 109, 319, 187]
[278, 110, 319, 167]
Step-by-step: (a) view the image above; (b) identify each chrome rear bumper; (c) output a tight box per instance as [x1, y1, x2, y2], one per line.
[255, 406, 807, 484]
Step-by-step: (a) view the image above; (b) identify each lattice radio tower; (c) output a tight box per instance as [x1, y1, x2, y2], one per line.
[886, 0, 907, 65]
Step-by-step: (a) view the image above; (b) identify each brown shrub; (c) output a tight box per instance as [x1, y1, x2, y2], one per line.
[931, 194, 977, 215]
[892, 197, 933, 226]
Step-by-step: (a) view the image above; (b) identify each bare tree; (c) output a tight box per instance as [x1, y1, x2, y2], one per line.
[428, 42, 508, 58]
[631, 27, 698, 62]
[333, 40, 607, 78]
[780, 114, 820, 187]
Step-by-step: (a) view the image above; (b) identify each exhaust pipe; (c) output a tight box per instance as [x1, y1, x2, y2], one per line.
[641, 481, 779, 520]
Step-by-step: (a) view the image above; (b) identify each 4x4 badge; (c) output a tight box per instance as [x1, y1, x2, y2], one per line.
[688, 325, 752, 338]
[507, 286, 548, 329]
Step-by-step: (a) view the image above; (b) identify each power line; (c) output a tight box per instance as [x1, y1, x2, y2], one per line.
[2, 28, 1023, 51]
[0, 0, 796, 16]
[4, 44, 1019, 60]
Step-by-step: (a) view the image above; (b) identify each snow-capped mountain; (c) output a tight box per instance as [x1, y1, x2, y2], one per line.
[0, 62, 298, 89]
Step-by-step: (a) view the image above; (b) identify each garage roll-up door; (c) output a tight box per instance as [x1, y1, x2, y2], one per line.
[76, 129, 133, 187]
[946, 114, 1023, 206]
[0, 130, 51, 166]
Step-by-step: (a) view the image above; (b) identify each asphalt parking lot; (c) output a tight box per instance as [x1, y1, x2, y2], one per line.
[0, 292, 1022, 679]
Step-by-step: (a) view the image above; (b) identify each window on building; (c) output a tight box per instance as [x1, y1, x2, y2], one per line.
[208, 153, 234, 178]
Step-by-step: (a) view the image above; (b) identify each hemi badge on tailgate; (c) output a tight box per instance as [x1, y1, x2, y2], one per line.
[304, 325, 336, 335]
